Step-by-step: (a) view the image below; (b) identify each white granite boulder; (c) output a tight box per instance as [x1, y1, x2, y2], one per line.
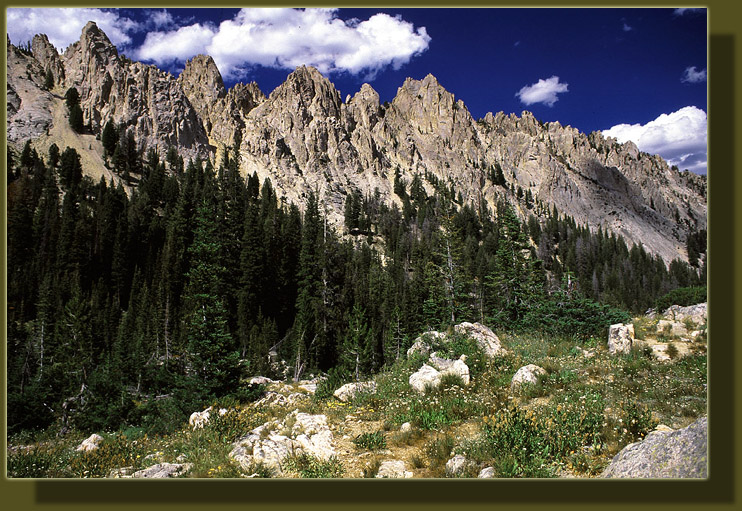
[76, 433, 104, 452]
[454, 322, 507, 357]
[375, 460, 413, 478]
[333, 381, 376, 403]
[409, 364, 442, 394]
[510, 364, 547, 391]
[608, 323, 635, 355]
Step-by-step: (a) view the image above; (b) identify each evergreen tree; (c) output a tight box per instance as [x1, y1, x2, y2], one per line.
[183, 199, 240, 399]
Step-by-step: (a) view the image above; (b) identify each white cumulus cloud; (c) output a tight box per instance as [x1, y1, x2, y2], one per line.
[136, 8, 431, 79]
[516, 76, 569, 107]
[602, 106, 707, 174]
[6, 8, 139, 51]
[137, 23, 217, 65]
[681, 66, 707, 83]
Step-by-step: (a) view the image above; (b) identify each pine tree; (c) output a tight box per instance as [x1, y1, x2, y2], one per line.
[340, 305, 371, 381]
[183, 199, 240, 399]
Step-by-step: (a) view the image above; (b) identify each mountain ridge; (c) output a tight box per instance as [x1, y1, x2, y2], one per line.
[6, 22, 706, 265]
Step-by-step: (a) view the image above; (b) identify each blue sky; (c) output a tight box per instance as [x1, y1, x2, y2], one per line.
[6, 7, 708, 173]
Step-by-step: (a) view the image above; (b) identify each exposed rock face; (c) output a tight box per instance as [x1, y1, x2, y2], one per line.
[662, 303, 707, 325]
[510, 364, 547, 390]
[6, 39, 55, 142]
[601, 416, 707, 478]
[178, 54, 265, 147]
[60, 22, 211, 159]
[32, 34, 65, 86]
[608, 323, 635, 355]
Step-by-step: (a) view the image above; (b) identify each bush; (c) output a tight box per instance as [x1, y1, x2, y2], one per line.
[654, 286, 706, 312]
[282, 454, 344, 478]
[353, 431, 386, 451]
[518, 293, 631, 339]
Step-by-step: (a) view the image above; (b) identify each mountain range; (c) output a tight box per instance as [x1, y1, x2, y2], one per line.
[6, 21, 707, 265]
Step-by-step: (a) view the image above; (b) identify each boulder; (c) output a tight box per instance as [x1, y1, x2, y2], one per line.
[409, 364, 442, 394]
[333, 381, 376, 403]
[249, 376, 276, 385]
[406, 331, 446, 357]
[132, 463, 193, 478]
[76, 433, 104, 452]
[291, 413, 336, 460]
[400, 422, 412, 433]
[375, 460, 413, 478]
[601, 416, 707, 478]
[429, 354, 470, 385]
[454, 322, 507, 357]
[510, 364, 546, 390]
[445, 455, 471, 477]
[407, 323, 506, 359]
[478, 467, 495, 478]
[608, 323, 635, 355]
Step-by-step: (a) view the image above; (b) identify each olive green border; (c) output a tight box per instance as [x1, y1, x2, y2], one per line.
[2, 1, 739, 510]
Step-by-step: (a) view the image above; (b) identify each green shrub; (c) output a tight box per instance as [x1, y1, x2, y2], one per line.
[353, 431, 386, 451]
[481, 391, 605, 476]
[283, 454, 344, 478]
[619, 400, 658, 443]
[655, 286, 706, 312]
[518, 293, 631, 339]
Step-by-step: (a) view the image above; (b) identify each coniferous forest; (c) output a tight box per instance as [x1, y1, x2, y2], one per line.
[6, 133, 706, 437]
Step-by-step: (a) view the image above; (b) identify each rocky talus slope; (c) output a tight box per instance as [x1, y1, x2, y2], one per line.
[7, 22, 706, 264]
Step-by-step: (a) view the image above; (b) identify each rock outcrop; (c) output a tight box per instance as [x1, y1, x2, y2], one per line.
[132, 462, 193, 478]
[601, 416, 707, 478]
[229, 411, 335, 476]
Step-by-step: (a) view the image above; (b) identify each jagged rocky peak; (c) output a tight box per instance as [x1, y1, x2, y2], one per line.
[273, 65, 342, 119]
[346, 83, 380, 129]
[77, 21, 118, 63]
[179, 55, 227, 105]
[31, 34, 65, 85]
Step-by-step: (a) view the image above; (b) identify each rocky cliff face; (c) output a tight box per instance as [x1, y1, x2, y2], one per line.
[177, 54, 265, 148]
[6, 23, 706, 264]
[59, 21, 211, 159]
